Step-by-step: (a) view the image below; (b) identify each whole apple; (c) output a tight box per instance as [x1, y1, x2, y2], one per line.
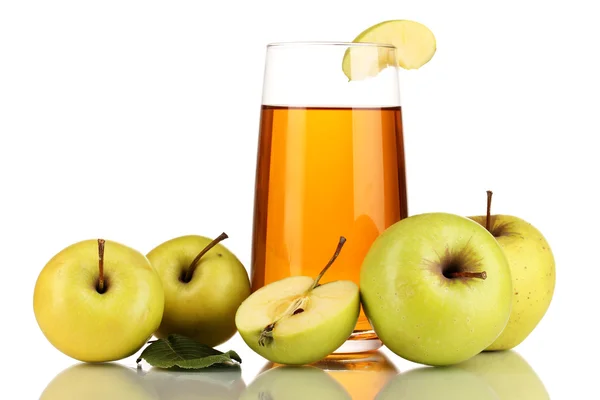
[33, 239, 165, 363]
[469, 191, 556, 350]
[147, 233, 251, 347]
[360, 212, 513, 366]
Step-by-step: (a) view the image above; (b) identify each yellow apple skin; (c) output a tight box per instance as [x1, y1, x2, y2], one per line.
[146, 235, 251, 347]
[33, 239, 165, 362]
[469, 214, 556, 350]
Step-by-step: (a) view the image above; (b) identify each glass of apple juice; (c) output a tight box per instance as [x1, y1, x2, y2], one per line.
[250, 42, 408, 353]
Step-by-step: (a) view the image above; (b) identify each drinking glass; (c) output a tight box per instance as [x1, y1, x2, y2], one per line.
[250, 42, 408, 352]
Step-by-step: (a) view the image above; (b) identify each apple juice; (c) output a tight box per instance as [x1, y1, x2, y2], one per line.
[251, 105, 408, 333]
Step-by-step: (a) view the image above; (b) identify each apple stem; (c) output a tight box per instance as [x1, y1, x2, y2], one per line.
[183, 232, 228, 283]
[97, 239, 106, 294]
[486, 190, 493, 231]
[448, 271, 487, 280]
[309, 236, 347, 291]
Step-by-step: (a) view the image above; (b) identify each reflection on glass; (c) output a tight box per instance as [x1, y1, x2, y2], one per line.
[40, 363, 159, 400]
[252, 351, 398, 399]
[140, 365, 246, 399]
[242, 365, 351, 400]
[376, 350, 549, 400]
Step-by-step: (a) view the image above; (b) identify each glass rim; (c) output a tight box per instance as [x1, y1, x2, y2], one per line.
[266, 41, 396, 49]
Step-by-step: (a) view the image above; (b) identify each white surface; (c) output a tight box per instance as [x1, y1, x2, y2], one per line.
[0, 0, 598, 398]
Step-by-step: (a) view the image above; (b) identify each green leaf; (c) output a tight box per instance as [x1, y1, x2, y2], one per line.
[136, 334, 242, 369]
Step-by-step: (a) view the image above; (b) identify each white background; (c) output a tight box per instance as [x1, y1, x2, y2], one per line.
[1, 0, 598, 398]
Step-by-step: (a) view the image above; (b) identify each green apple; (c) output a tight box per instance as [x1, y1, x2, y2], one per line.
[40, 363, 159, 400]
[142, 365, 246, 399]
[456, 350, 550, 399]
[469, 191, 556, 350]
[235, 237, 360, 365]
[241, 366, 351, 400]
[360, 212, 513, 366]
[146, 233, 251, 347]
[33, 239, 165, 362]
[376, 366, 497, 399]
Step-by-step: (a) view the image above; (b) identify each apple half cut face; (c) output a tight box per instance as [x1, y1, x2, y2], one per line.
[235, 237, 360, 366]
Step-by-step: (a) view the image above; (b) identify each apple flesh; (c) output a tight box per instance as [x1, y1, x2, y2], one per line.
[146, 233, 251, 347]
[235, 237, 360, 365]
[469, 192, 556, 350]
[360, 212, 513, 366]
[33, 239, 165, 363]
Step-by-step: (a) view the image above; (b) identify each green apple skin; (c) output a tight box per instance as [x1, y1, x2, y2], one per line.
[146, 235, 251, 347]
[469, 214, 556, 350]
[375, 366, 497, 399]
[241, 366, 351, 400]
[360, 212, 513, 366]
[40, 363, 159, 400]
[33, 239, 165, 363]
[456, 351, 550, 399]
[143, 365, 246, 400]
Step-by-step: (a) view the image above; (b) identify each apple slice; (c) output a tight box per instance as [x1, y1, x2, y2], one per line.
[342, 19, 436, 80]
[235, 237, 360, 365]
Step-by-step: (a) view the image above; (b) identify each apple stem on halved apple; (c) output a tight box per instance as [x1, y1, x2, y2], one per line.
[97, 239, 106, 294]
[183, 232, 229, 283]
[258, 236, 347, 347]
[486, 190, 493, 231]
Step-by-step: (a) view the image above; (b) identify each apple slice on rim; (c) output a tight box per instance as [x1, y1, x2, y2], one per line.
[235, 237, 360, 366]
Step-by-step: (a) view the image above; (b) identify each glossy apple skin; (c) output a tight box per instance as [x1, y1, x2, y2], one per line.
[469, 214, 556, 350]
[33, 239, 165, 363]
[360, 212, 513, 366]
[147, 235, 251, 347]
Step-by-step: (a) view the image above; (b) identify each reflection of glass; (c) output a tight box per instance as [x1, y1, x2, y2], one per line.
[376, 350, 549, 400]
[251, 42, 408, 353]
[141, 365, 245, 399]
[242, 365, 351, 400]
[256, 351, 398, 400]
[39, 363, 159, 400]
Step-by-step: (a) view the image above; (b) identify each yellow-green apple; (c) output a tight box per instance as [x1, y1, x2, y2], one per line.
[40, 363, 159, 400]
[376, 366, 497, 399]
[235, 237, 360, 365]
[241, 366, 351, 400]
[33, 239, 165, 362]
[142, 365, 246, 399]
[469, 191, 556, 350]
[146, 233, 251, 347]
[360, 212, 513, 366]
[456, 350, 550, 399]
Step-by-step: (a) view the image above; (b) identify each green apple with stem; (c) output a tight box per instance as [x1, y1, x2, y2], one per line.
[146, 232, 251, 347]
[469, 191, 556, 350]
[376, 366, 497, 399]
[40, 363, 159, 400]
[235, 236, 360, 365]
[360, 212, 513, 366]
[456, 350, 550, 399]
[33, 239, 165, 362]
[241, 366, 351, 400]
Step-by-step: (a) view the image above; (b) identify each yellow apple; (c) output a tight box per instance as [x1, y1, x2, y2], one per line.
[146, 233, 251, 347]
[33, 239, 165, 362]
[469, 191, 556, 350]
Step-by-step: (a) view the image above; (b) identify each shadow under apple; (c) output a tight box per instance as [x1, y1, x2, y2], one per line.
[40, 362, 159, 400]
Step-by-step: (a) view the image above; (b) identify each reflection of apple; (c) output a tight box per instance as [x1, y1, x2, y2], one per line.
[40, 363, 158, 400]
[455, 351, 549, 399]
[241, 365, 351, 400]
[141, 365, 245, 400]
[376, 366, 497, 399]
